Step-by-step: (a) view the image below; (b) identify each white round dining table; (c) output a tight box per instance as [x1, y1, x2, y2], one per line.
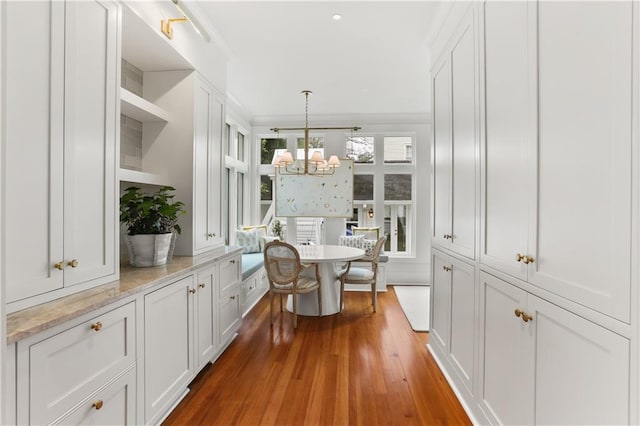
[286, 244, 365, 316]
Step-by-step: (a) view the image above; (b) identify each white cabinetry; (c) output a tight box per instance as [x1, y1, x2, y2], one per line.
[143, 254, 241, 424]
[143, 276, 194, 425]
[218, 256, 242, 347]
[143, 71, 225, 255]
[196, 265, 218, 370]
[480, 272, 629, 425]
[431, 7, 478, 260]
[429, 1, 639, 423]
[3, 0, 119, 312]
[16, 302, 136, 425]
[430, 250, 476, 396]
[481, 0, 632, 322]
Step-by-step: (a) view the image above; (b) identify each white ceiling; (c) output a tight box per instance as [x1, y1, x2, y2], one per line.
[196, 1, 444, 120]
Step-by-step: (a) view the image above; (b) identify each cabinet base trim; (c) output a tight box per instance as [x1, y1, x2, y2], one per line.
[154, 388, 190, 426]
[427, 343, 488, 425]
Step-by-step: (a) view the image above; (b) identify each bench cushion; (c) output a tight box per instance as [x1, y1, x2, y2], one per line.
[242, 253, 264, 280]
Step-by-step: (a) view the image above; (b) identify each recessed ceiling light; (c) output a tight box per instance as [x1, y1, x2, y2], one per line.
[332, 14, 342, 21]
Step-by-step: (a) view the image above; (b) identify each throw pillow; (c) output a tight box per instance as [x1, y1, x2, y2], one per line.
[362, 238, 377, 257]
[242, 225, 268, 250]
[338, 234, 364, 248]
[236, 229, 261, 253]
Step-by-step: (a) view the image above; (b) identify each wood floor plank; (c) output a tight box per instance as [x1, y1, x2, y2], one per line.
[163, 287, 471, 426]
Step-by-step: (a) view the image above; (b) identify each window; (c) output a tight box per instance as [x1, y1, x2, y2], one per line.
[354, 174, 374, 201]
[224, 122, 249, 244]
[297, 136, 324, 160]
[237, 173, 244, 226]
[237, 132, 245, 161]
[260, 137, 287, 165]
[347, 136, 374, 163]
[345, 132, 415, 255]
[384, 174, 412, 253]
[225, 123, 231, 157]
[384, 136, 413, 163]
[260, 175, 272, 221]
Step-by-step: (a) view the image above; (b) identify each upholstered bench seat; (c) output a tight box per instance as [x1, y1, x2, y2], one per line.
[242, 253, 264, 280]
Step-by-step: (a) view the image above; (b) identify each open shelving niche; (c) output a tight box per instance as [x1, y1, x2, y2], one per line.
[119, 4, 193, 188]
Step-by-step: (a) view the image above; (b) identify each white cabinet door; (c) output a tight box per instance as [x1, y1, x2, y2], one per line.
[432, 58, 452, 248]
[144, 276, 194, 424]
[529, 1, 632, 323]
[63, 0, 118, 287]
[449, 8, 477, 260]
[449, 257, 475, 393]
[193, 75, 224, 253]
[4, 0, 65, 302]
[218, 256, 242, 347]
[529, 294, 629, 425]
[195, 265, 217, 370]
[480, 272, 533, 425]
[3, 0, 118, 306]
[480, 1, 531, 280]
[430, 251, 451, 351]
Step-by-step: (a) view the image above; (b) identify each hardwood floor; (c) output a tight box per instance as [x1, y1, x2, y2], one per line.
[163, 287, 471, 426]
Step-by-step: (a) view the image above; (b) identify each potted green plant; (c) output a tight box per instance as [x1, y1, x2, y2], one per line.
[271, 219, 284, 240]
[120, 186, 186, 267]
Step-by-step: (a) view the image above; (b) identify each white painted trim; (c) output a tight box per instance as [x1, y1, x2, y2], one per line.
[427, 343, 488, 425]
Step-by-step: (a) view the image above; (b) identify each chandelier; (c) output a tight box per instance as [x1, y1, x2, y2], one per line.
[270, 90, 360, 175]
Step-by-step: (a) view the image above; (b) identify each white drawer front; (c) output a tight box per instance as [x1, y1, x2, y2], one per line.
[219, 256, 240, 293]
[27, 302, 135, 425]
[52, 367, 136, 426]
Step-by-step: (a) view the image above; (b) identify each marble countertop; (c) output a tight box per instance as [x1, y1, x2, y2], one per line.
[6, 246, 242, 345]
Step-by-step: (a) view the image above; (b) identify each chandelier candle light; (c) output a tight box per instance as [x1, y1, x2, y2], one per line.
[271, 90, 360, 176]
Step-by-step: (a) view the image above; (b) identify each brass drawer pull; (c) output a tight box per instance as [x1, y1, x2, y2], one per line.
[189, 288, 196, 294]
[91, 322, 103, 332]
[521, 312, 534, 323]
[514, 308, 523, 318]
[93, 400, 104, 410]
[523, 255, 535, 265]
[230, 295, 236, 300]
[68, 259, 79, 268]
[54, 261, 65, 270]
[199, 283, 206, 288]
[516, 253, 524, 262]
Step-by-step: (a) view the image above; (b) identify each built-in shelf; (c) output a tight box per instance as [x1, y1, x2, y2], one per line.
[119, 168, 170, 186]
[120, 88, 170, 123]
[121, 4, 192, 72]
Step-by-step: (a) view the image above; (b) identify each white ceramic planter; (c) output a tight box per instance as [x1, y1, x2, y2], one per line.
[126, 233, 175, 267]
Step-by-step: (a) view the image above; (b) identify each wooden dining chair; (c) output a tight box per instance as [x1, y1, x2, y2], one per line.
[339, 236, 386, 313]
[263, 240, 322, 328]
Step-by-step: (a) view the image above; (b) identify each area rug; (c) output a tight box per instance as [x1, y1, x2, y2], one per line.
[393, 286, 430, 332]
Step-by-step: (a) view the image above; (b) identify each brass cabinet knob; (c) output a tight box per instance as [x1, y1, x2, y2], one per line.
[443, 234, 452, 240]
[207, 233, 216, 238]
[199, 283, 206, 288]
[91, 322, 103, 332]
[522, 312, 534, 323]
[93, 400, 104, 410]
[68, 259, 79, 268]
[54, 261, 65, 270]
[189, 288, 196, 294]
[514, 308, 523, 318]
[443, 265, 452, 272]
[230, 259, 236, 264]
[230, 295, 236, 300]
[516, 253, 524, 262]
[523, 255, 535, 264]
